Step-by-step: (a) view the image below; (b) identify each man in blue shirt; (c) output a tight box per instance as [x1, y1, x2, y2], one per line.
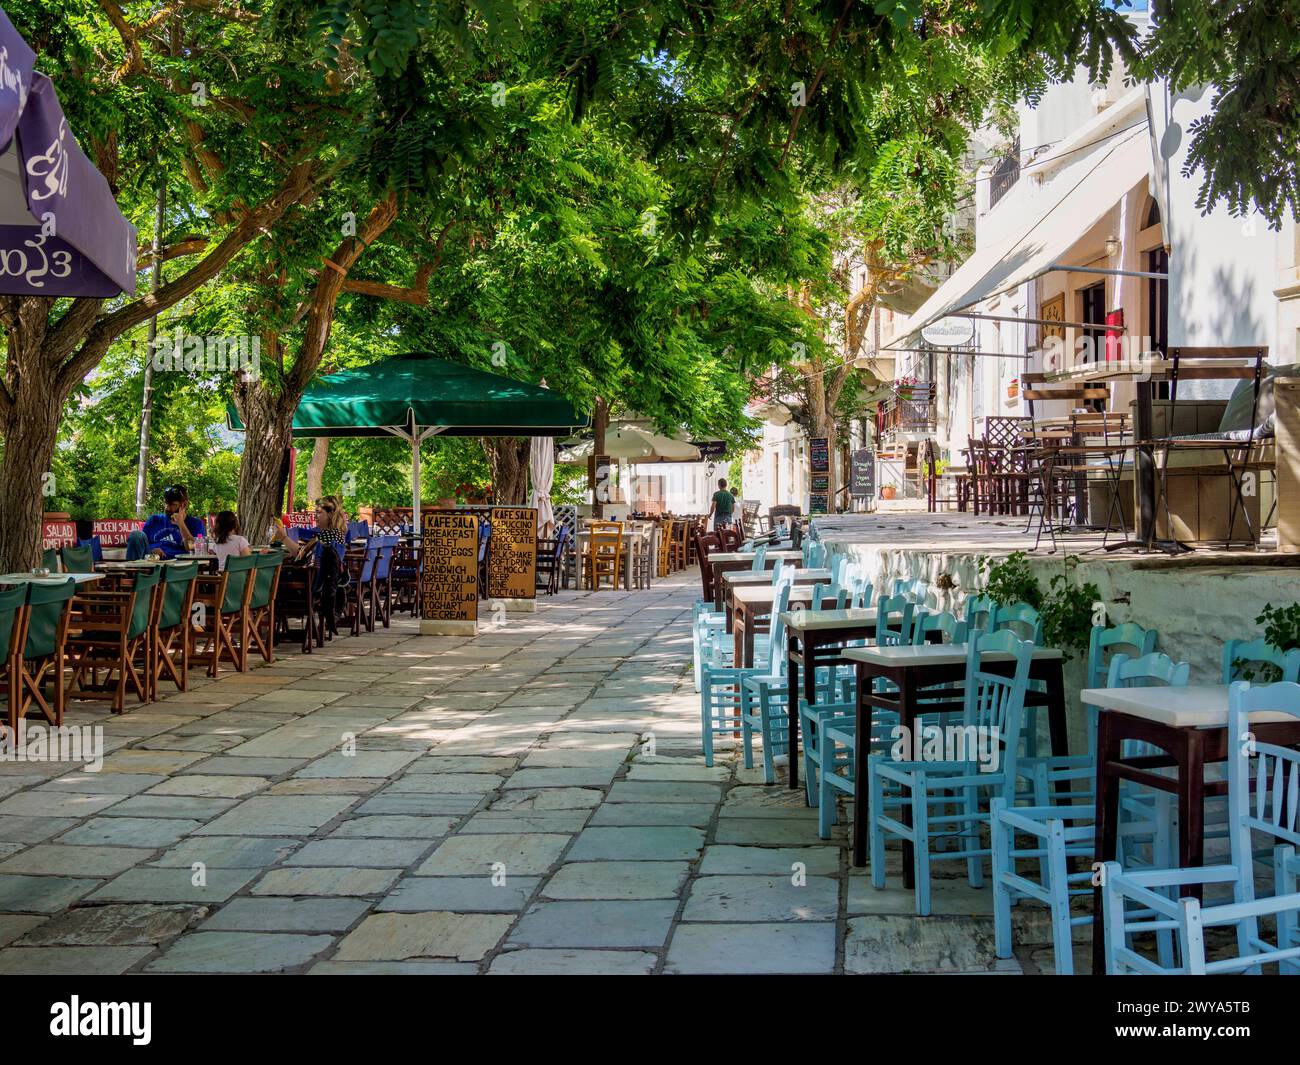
[126, 485, 205, 559]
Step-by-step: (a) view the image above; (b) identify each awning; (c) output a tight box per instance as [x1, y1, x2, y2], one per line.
[0, 7, 137, 296]
[885, 128, 1150, 349]
[226, 352, 588, 439]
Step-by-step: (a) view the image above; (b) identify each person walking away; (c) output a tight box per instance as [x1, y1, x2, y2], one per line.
[707, 478, 737, 533]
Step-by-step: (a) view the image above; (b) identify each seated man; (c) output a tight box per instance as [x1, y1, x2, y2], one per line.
[126, 485, 205, 559]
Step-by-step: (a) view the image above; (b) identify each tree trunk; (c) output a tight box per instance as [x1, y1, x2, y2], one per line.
[592, 396, 608, 518]
[483, 437, 529, 504]
[804, 370, 838, 511]
[306, 437, 329, 502]
[235, 389, 296, 545]
[0, 366, 63, 572]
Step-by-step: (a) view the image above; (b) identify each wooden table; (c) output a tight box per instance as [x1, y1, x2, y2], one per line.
[576, 528, 651, 590]
[781, 607, 882, 792]
[730, 584, 840, 669]
[709, 550, 803, 610]
[173, 554, 219, 573]
[844, 642, 1068, 872]
[0, 572, 103, 586]
[1084, 683, 1300, 974]
[719, 566, 831, 620]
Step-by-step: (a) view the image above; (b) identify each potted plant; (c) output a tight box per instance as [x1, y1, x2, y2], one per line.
[893, 375, 918, 401]
[880, 485, 897, 500]
[1007, 377, 1019, 400]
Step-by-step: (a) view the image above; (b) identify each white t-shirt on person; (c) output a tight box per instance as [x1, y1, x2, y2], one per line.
[209, 534, 250, 570]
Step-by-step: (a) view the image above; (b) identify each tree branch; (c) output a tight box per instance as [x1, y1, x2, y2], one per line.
[54, 162, 318, 394]
[284, 191, 400, 399]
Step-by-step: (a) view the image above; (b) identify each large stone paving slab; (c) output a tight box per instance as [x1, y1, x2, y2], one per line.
[665, 923, 837, 975]
[378, 876, 539, 913]
[203, 898, 370, 932]
[334, 912, 512, 962]
[541, 861, 689, 900]
[507, 900, 677, 949]
[488, 949, 657, 975]
[416, 834, 571, 876]
[16, 903, 202, 945]
[682, 875, 839, 922]
[145, 931, 336, 973]
[565, 826, 704, 862]
[195, 796, 357, 836]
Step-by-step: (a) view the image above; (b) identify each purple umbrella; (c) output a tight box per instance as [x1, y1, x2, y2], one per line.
[0, 6, 136, 296]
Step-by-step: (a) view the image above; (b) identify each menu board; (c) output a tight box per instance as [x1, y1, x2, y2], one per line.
[809, 437, 830, 473]
[41, 520, 76, 550]
[808, 472, 829, 516]
[487, 507, 538, 601]
[420, 511, 479, 629]
[93, 519, 143, 546]
[850, 449, 876, 498]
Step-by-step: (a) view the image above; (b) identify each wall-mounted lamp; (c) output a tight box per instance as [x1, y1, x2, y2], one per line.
[1105, 235, 1121, 258]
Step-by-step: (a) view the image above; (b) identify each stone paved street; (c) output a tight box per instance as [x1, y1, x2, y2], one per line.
[0, 571, 1062, 975]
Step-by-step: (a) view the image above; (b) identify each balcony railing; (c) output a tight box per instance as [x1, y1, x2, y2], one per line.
[989, 138, 1020, 210]
[876, 384, 936, 440]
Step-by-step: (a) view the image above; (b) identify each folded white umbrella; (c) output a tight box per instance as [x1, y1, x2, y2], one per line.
[529, 436, 555, 535]
[558, 424, 701, 463]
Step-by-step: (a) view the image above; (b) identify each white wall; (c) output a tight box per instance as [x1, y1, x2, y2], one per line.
[1149, 81, 1275, 369]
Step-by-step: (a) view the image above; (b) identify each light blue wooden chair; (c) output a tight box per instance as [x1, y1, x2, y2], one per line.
[995, 650, 1188, 974]
[800, 595, 914, 824]
[1102, 680, 1300, 975]
[692, 601, 730, 692]
[1222, 638, 1300, 683]
[963, 594, 998, 633]
[911, 609, 968, 646]
[892, 577, 928, 608]
[749, 542, 769, 572]
[992, 601, 1043, 643]
[867, 628, 1034, 913]
[699, 579, 794, 766]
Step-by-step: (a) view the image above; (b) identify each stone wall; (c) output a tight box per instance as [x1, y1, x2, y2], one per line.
[822, 535, 1300, 752]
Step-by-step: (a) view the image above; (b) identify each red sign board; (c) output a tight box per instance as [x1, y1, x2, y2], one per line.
[41, 520, 76, 550]
[92, 519, 142, 546]
[282, 512, 316, 529]
[1105, 308, 1124, 362]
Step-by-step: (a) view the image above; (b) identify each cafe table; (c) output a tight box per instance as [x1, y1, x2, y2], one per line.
[709, 550, 803, 610]
[576, 526, 652, 590]
[1084, 682, 1300, 974]
[779, 607, 883, 792]
[172, 553, 219, 573]
[0, 572, 104, 585]
[843, 642, 1068, 871]
[729, 584, 840, 670]
[719, 566, 832, 619]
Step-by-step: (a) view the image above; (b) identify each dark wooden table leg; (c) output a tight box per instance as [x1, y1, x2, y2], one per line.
[1092, 710, 1122, 974]
[1178, 731, 1206, 900]
[1045, 661, 1068, 759]
[787, 631, 801, 792]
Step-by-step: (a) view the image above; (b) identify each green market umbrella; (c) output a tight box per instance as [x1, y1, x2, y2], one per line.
[227, 353, 588, 518]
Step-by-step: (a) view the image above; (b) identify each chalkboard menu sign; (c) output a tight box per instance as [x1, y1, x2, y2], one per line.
[809, 436, 830, 473]
[420, 511, 479, 633]
[809, 473, 829, 515]
[850, 449, 876, 498]
[487, 507, 538, 601]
